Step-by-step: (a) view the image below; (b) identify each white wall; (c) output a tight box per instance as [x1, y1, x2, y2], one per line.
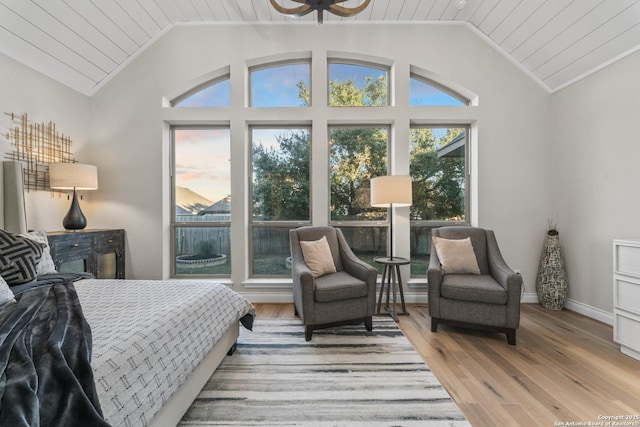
[89, 23, 552, 300]
[0, 52, 91, 232]
[551, 49, 640, 318]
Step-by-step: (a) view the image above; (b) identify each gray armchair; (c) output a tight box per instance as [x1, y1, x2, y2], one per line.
[289, 226, 377, 341]
[428, 226, 522, 345]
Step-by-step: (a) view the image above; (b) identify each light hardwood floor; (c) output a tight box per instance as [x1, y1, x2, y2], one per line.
[253, 303, 640, 427]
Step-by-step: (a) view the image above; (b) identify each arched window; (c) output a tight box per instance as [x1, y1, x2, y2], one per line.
[172, 77, 230, 107]
[328, 62, 389, 107]
[410, 74, 468, 106]
[250, 62, 311, 107]
[167, 54, 476, 281]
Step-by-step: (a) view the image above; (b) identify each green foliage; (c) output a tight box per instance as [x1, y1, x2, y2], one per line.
[252, 77, 465, 227]
[330, 127, 387, 220]
[252, 130, 310, 221]
[410, 128, 466, 221]
[329, 75, 387, 107]
[196, 239, 218, 257]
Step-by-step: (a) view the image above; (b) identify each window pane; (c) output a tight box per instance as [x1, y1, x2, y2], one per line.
[328, 63, 388, 107]
[330, 126, 388, 221]
[337, 226, 387, 273]
[410, 76, 466, 106]
[175, 226, 231, 275]
[252, 128, 310, 221]
[252, 226, 292, 276]
[410, 225, 433, 276]
[410, 127, 466, 222]
[174, 78, 230, 107]
[174, 128, 230, 221]
[251, 63, 310, 107]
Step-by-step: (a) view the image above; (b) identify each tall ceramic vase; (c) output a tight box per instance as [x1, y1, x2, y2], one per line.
[536, 231, 569, 310]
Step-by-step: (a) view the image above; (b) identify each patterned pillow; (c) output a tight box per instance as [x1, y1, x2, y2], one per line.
[0, 229, 44, 285]
[20, 230, 57, 275]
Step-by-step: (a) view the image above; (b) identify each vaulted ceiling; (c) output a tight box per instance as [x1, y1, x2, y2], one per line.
[1, 0, 639, 95]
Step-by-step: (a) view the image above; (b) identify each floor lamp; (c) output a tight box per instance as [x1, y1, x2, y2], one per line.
[49, 163, 98, 230]
[370, 175, 412, 260]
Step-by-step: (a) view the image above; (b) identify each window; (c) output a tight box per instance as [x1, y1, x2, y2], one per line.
[251, 127, 311, 276]
[329, 125, 388, 271]
[410, 74, 468, 106]
[172, 127, 231, 276]
[172, 77, 231, 107]
[250, 62, 311, 107]
[328, 62, 388, 107]
[409, 126, 469, 276]
[167, 54, 476, 284]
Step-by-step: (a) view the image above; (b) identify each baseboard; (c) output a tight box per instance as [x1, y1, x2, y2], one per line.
[243, 291, 614, 326]
[522, 292, 613, 325]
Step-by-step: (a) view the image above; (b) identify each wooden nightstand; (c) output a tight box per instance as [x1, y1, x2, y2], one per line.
[47, 229, 125, 279]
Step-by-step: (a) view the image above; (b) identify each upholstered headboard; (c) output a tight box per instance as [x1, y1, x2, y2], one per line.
[0, 160, 28, 233]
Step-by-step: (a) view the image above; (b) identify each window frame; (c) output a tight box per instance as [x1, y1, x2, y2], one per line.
[327, 60, 391, 107]
[170, 75, 231, 108]
[409, 73, 470, 106]
[409, 124, 471, 277]
[170, 125, 232, 278]
[248, 59, 312, 108]
[249, 124, 313, 278]
[328, 123, 390, 269]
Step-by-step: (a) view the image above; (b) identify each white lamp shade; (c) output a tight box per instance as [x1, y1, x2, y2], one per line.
[370, 175, 412, 207]
[49, 163, 98, 190]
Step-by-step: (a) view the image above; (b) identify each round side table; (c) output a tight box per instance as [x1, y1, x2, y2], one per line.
[374, 256, 410, 322]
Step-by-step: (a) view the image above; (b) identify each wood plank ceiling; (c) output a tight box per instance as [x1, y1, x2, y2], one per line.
[0, 0, 639, 95]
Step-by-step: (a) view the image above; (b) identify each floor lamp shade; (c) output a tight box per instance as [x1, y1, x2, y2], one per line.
[370, 175, 412, 208]
[370, 175, 412, 259]
[49, 163, 98, 230]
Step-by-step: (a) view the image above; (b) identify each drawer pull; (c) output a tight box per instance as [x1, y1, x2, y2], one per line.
[72, 243, 79, 247]
[107, 240, 113, 243]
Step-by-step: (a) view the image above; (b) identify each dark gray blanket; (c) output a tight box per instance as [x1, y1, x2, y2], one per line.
[0, 279, 109, 426]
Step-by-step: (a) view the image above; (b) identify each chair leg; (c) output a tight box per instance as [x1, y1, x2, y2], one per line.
[506, 328, 516, 345]
[365, 316, 373, 332]
[305, 325, 313, 341]
[431, 317, 439, 332]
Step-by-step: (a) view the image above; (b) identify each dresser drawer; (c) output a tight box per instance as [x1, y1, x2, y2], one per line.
[50, 234, 92, 253]
[93, 230, 123, 248]
[614, 312, 640, 353]
[615, 278, 640, 315]
[615, 243, 640, 277]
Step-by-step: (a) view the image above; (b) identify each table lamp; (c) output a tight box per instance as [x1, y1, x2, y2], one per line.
[49, 163, 98, 230]
[370, 175, 412, 260]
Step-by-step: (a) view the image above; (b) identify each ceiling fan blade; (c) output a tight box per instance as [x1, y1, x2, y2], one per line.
[328, 0, 371, 17]
[269, 0, 313, 17]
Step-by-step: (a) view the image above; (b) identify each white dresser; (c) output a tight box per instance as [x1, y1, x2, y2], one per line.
[613, 239, 640, 361]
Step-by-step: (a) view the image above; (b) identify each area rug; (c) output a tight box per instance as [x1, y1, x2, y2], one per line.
[179, 317, 470, 426]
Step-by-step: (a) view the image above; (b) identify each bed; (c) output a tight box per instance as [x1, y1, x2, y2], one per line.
[0, 161, 255, 426]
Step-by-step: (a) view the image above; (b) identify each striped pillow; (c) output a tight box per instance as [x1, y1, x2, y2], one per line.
[0, 229, 44, 285]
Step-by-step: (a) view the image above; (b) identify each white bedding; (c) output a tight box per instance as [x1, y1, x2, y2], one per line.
[75, 279, 255, 427]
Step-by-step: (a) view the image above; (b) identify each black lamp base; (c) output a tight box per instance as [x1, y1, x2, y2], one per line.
[63, 189, 87, 230]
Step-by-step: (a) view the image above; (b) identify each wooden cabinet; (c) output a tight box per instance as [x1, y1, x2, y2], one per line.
[613, 239, 640, 361]
[48, 229, 125, 279]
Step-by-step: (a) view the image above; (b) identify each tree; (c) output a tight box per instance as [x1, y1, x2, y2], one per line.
[409, 128, 465, 221]
[254, 76, 465, 224]
[252, 130, 310, 221]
